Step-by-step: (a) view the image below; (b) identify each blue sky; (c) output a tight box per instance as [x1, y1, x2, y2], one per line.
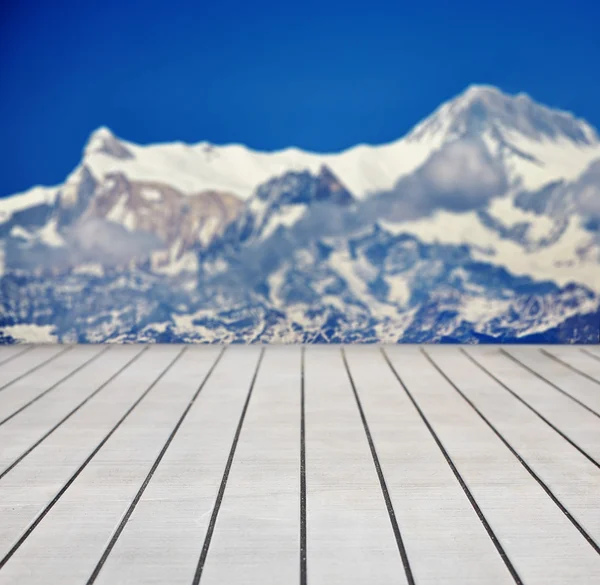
[1, 0, 599, 197]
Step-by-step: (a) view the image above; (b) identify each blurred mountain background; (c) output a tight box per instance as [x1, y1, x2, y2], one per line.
[1, 1, 598, 343]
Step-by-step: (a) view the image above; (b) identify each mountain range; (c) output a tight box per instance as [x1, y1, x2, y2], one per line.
[1, 85, 599, 343]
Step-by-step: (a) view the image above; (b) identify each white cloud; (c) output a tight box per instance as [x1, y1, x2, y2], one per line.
[364, 136, 509, 221]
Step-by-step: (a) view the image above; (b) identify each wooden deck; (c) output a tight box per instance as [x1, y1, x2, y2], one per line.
[0, 344, 599, 584]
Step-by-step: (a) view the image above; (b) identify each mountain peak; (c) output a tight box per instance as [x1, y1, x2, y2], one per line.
[407, 85, 599, 146]
[84, 126, 134, 159]
[253, 167, 355, 209]
[460, 84, 505, 100]
[316, 165, 355, 205]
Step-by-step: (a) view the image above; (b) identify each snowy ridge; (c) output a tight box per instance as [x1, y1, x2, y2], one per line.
[4, 85, 600, 215]
[1, 84, 600, 344]
[382, 211, 599, 291]
[79, 131, 440, 201]
[0, 186, 58, 220]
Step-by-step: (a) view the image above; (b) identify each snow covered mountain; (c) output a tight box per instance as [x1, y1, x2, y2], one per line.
[0, 165, 243, 274]
[6, 85, 600, 202]
[1, 84, 599, 343]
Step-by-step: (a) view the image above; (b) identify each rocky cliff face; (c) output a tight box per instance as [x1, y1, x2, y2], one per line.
[1, 166, 244, 273]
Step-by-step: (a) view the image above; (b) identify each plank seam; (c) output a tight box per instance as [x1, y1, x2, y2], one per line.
[500, 349, 600, 419]
[192, 347, 266, 585]
[342, 348, 416, 585]
[0, 345, 33, 367]
[580, 348, 600, 362]
[86, 346, 227, 585]
[0, 346, 148, 481]
[461, 349, 600, 469]
[422, 348, 600, 555]
[300, 347, 307, 585]
[0, 346, 186, 571]
[0, 346, 72, 393]
[0, 345, 112, 428]
[381, 347, 523, 585]
[540, 348, 600, 386]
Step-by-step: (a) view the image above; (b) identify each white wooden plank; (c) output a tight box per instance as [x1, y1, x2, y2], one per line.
[464, 347, 600, 463]
[0, 345, 105, 424]
[385, 346, 600, 585]
[0, 345, 180, 563]
[304, 346, 407, 585]
[583, 347, 600, 358]
[503, 347, 600, 415]
[0, 346, 31, 366]
[427, 346, 600, 545]
[0, 345, 143, 474]
[543, 346, 600, 382]
[0, 346, 221, 585]
[88, 346, 262, 585]
[1, 344, 599, 585]
[343, 346, 515, 585]
[0, 345, 65, 390]
[200, 346, 301, 585]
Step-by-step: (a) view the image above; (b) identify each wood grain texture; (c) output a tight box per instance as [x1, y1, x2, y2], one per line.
[0, 344, 598, 585]
[0, 345, 174, 563]
[544, 346, 600, 382]
[200, 346, 301, 585]
[427, 347, 600, 546]
[344, 346, 515, 585]
[90, 346, 257, 585]
[502, 347, 600, 415]
[463, 347, 600, 464]
[0, 345, 106, 427]
[0, 345, 66, 391]
[304, 346, 408, 585]
[0, 345, 140, 473]
[385, 346, 600, 585]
